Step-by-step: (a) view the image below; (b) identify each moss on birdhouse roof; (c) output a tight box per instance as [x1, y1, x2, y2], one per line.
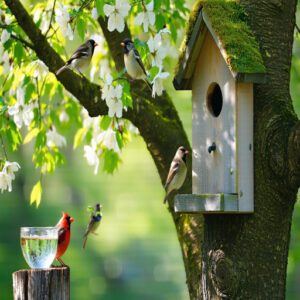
[174, 0, 266, 88]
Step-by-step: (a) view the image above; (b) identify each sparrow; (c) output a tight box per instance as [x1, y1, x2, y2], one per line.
[55, 212, 74, 266]
[120, 38, 152, 91]
[83, 203, 102, 249]
[164, 146, 189, 204]
[55, 39, 98, 76]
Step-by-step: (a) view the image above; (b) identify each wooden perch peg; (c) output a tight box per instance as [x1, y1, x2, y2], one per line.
[12, 267, 70, 300]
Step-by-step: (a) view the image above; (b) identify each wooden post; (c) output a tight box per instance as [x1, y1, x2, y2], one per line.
[13, 267, 70, 300]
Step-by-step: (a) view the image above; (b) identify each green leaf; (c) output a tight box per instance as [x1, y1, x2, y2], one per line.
[6, 121, 22, 151]
[77, 18, 85, 41]
[121, 81, 133, 108]
[14, 42, 24, 65]
[96, 0, 105, 17]
[149, 66, 160, 81]
[53, 149, 65, 165]
[35, 130, 46, 149]
[102, 150, 120, 173]
[25, 82, 35, 103]
[100, 116, 112, 130]
[24, 128, 39, 144]
[169, 22, 178, 42]
[30, 180, 42, 207]
[154, 0, 163, 11]
[73, 127, 87, 149]
[155, 14, 166, 30]
[116, 131, 123, 149]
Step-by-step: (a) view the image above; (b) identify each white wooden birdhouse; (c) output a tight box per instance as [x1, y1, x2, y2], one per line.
[173, 2, 266, 213]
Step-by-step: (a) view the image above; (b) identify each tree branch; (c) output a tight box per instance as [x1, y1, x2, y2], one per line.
[4, 0, 191, 183]
[44, 0, 56, 37]
[4, 0, 105, 116]
[10, 33, 34, 50]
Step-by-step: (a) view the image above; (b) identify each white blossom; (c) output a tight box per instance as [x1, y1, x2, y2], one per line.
[84, 139, 101, 175]
[46, 126, 67, 148]
[99, 59, 110, 79]
[81, 109, 101, 137]
[101, 73, 113, 100]
[104, 0, 130, 32]
[147, 34, 168, 67]
[32, 8, 50, 33]
[30, 60, 49, 79]
[0, 171, 12, 193]
[92, 7, 99, 20]
[106, 97, 123, 118]
[4, 15, 13, 25]
[134, 1, 155, 32]
[128, 123, 139, 135]
[151, 68, 169, 98]
[96, 127, 120, 153]
[3, 161, 20, 180]
[8, 87, 34, 129]
[55, 3, 73, 40]
[1, 51, 11, 73]
[1, 29, 10, 44]
[59, 110, 69, 123]
[105, 84, 123, 118]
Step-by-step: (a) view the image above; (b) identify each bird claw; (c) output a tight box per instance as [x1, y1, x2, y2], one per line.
[57, 257, 68, 267]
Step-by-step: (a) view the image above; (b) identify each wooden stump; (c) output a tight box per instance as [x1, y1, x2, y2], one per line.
[13, 267, 70, 300]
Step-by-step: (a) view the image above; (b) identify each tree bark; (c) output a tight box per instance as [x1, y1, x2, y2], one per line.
[12, 267, 70, 300]
[201, 1, 300, 299]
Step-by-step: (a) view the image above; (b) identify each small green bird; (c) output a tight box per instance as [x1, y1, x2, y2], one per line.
[83, 203, 102, 249]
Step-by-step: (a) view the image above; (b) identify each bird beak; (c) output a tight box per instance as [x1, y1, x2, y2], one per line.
[185, 150, 189, 155]
[120, 42, 125, 47]
[94, 42, 98, 47]
[70, 217, 74, 223]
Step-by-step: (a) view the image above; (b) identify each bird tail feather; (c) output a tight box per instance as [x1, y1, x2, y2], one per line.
[163, 193, 169, 204]
[83, 235, 88, 249]
[56, 65, 67, 76]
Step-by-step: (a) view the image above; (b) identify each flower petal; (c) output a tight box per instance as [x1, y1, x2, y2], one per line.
[146, 1, 154, 11]
[104, 4, 114, 16]
[115, 13, 125, 32]
[148, 11, 155, 26]
[134, 12, 144, 26]
[107, 14, 117, 32]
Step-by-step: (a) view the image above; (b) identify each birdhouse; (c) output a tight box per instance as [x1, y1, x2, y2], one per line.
[173, 2, 266, 213]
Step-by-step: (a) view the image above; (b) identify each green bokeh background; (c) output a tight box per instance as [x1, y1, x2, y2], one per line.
[1, 8, 300, 300]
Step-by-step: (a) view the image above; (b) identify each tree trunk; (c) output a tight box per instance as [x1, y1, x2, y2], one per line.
[12, 267, 70, 300]
[201, 1, 300, 298]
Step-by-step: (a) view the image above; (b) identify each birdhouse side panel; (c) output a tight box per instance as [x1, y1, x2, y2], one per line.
[236, 83, 254, 212]
[192, 32, 237, 195]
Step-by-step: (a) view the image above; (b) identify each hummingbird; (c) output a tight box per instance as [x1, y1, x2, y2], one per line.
[83, 203, 102, 249]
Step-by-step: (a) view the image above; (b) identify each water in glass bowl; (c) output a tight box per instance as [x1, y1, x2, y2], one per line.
[20, 227, 58, 269]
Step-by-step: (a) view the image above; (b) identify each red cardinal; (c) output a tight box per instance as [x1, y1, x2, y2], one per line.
[55, 212, 74, 266]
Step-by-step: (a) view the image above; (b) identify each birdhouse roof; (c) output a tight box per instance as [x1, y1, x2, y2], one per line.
[173, 0, 266, 90]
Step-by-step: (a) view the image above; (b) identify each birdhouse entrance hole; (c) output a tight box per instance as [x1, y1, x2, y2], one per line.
[206, 82, 223, 117]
